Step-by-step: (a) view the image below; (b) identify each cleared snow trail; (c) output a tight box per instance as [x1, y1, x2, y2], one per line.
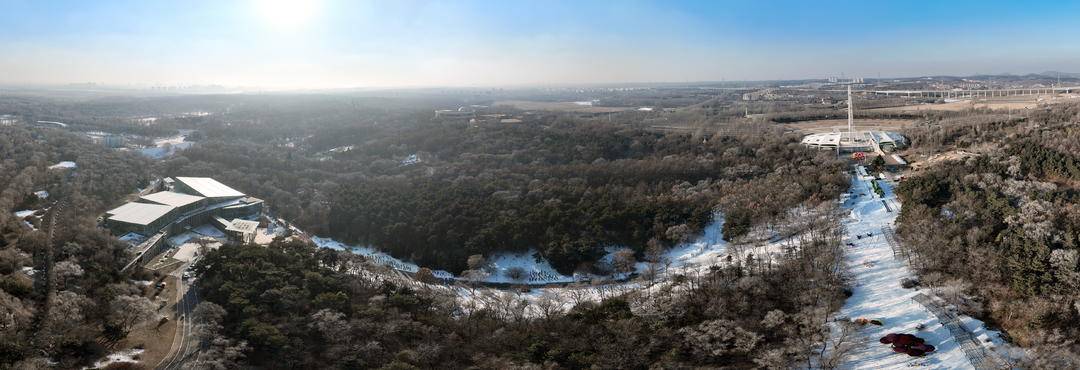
[832, 171, 1007, 370]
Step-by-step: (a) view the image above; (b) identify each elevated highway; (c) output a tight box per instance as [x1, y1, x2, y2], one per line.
[867, 86, 1078, 98]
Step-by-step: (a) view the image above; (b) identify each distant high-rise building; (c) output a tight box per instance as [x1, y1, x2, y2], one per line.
[0, 115, 18, 126]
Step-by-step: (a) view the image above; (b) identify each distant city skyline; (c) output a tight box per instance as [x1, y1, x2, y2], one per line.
[2, 0, 1079, 89]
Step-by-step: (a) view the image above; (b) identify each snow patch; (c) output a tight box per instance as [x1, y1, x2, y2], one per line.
[86, 348, 143, 369]
[312, 237, 420, 273]
[192, 224, 226, 238]
[480, 250, 575, 284]
[48, 161, 76, 169]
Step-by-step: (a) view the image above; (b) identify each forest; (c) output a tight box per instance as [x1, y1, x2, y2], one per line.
[191, 203, 850, 369]
[0, 126, 161, 368]
[894, 105, 1080, 366]
[154, 100, 848, 273]
[0, 91, 861, 368]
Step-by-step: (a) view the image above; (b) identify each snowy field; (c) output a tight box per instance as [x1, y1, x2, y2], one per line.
[830, 169, 1012, 369]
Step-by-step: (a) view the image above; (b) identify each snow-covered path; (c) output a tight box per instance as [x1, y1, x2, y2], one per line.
[834, 171, 1004, 369]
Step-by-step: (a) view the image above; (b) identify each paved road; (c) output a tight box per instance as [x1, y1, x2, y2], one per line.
[156, 261, 200, 370]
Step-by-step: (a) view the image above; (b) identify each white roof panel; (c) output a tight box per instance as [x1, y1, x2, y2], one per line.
[226, 219, 259, 233]
[107, 203, 175, 226]
[140, 191, 205, 208]
[175, 177, 245, 198]
[107, 202, 148, 216]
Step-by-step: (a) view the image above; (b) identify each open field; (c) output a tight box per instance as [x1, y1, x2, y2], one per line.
[868, 94, 1080, 112]
[492, 100, 634, 113]
[783, 118, 917, 133]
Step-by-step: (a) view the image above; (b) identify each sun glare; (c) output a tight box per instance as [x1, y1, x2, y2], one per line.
[253, 0, 321, 30]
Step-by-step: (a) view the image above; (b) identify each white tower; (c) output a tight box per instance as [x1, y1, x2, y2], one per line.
[847, 85, 854, 136]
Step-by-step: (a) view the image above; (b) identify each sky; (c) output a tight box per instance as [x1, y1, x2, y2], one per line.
[1, 0, 1079, 89]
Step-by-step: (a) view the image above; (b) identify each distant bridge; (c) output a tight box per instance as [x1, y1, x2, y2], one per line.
[867, 86, 1079, 98]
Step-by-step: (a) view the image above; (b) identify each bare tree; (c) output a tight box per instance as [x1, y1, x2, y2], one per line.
[612, 249, 637, 275]
[107, 295, 157, 335]
[818, 320, 860, 369]
[467, 254, 488, 271]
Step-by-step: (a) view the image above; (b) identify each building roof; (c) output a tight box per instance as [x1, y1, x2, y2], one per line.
[106, 202, 146, 216]
[174, 177, 245, 198]
[107, 203, 175, 226]
[801, 131, 906, 150]
[140, 191, 205, 208]
[226, 219, 259, 234]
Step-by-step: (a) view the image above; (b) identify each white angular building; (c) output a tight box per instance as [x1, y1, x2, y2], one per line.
[801, 131, 908, 153]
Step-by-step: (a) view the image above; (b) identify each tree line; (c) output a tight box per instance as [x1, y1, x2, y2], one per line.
[894, 103, 1080, 367]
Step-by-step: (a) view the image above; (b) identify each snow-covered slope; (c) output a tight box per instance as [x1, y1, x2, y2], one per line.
[832, 170, 1010, 369]
[310, 214, 735, 286]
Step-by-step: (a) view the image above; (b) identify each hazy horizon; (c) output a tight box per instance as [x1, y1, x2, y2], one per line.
[3, 0, 1080, 89]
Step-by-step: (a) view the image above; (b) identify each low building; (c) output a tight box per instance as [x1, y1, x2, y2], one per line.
[105, 202, 177, 236]
[88, 132, 125, 148]
[105, 177, 265, 271]
[224, 219, 260, 244]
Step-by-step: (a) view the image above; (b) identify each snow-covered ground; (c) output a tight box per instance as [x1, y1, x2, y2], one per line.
[192, 224, 226, 238]
[48, 161, 76, 169]
[310, 214, 733, 286]
[324, 211, 825, 320]
[139, 132, 194, 159]
[85, 348, 143, 369]
[118, 232, 148, 246]
[172, 239, 220, 263]
[481, 250, 575, 283]
[831, 169, 1011, 369]
[314, 237, 422, 274]
[167, 231, 201, 247]
[13, 210, 34, 218]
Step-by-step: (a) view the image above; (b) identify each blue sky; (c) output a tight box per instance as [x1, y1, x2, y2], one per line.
[1, 0, 1079, 88]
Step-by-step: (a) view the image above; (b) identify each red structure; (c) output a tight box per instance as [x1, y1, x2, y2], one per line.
[880, 333, 936, 356]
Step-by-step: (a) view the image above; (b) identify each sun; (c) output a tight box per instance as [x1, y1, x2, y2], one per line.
[253, 0, 321, 31]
